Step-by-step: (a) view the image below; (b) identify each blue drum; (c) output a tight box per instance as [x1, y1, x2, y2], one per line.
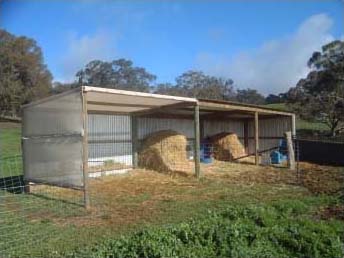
[200, 140, 213, 164]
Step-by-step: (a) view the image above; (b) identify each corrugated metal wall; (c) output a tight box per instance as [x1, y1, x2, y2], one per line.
[203, 116, 291, 163]
[137, 117, 194, 139]
[87, 115, 196, 166]
[248, 116, 291, 154]
[137, 117, 195, 159]
[87, 114, 292, 166]
[248, 116, 291, 137]
[88, 114, 132, 166]
[203, 120, 244, 138]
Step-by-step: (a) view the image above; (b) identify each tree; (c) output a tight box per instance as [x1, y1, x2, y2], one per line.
[76, 59, 156, 92]
[287, 40, 344, 136]
[236, 88, 265, 105]
[176, 71, 235, 100]
[265, 94, 285, 104]
[154, 83, 184, 96]
[51, 81, 79, 94]
[164, 70, 236, 100]
[0, 30, 52, 116]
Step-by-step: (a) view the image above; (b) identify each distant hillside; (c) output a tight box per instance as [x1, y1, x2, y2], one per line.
[264, 103, 328, 133]
[264, 103, 291, 112]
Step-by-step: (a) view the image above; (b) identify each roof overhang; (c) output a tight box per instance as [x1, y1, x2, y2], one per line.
[198, 99, 294, 117]
[83, 86, 197, 114]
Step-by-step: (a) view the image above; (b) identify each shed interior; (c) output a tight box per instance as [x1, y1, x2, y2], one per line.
[84, 86, 295, 175]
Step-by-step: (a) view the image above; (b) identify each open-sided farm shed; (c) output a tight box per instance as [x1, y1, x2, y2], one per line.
[21, 86, 295, 208]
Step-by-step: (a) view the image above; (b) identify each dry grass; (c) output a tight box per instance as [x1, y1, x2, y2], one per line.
[201, 160, 298, 185]
[87, 170, 199, 225]
[24, 161, 343, 230]
[202, 161, 343, 194]
[299, 162, 344, 194]
[88, 161, 130, 173]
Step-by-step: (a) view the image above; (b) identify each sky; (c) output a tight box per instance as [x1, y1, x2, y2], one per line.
[1, 0, 343, 95]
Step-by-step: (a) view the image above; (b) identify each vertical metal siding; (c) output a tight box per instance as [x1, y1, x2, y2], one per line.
[88, 115, 196, 166]
[137, 117, 194, 139]
[87, 114, 292, 166]
[87, 114, 132, 166]
[248, 116, 291, 137]
[248, 116, 292, 154]
[203, 120, 244, 138]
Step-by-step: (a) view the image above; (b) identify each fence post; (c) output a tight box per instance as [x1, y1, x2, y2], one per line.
[81, 89, 90, 210]
[285, 131, 296, 170]
[194, 104, 201, 178]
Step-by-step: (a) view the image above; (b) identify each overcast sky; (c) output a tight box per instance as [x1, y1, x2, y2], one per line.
[1, 0, 343, 94]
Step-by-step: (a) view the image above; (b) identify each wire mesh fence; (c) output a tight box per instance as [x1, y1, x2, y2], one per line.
[0, 111, 301, 256]
[0, 153, 87, 256]
[0, 104, 87, 257]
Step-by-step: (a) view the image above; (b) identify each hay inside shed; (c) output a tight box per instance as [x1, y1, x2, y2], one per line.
[138, 130, 191, 173]
[209, 132, 246, 161]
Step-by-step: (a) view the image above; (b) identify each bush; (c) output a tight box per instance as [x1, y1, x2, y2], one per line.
[68, 203, 344, 258]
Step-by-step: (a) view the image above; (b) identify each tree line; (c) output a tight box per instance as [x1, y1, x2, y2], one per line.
[1, 29, 343, 136]
[57, 60, 269, 104]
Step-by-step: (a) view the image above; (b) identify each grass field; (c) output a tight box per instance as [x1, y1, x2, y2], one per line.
[0, 122, 343, 257]
[0, 122, 22, 178]
[265, 103, 329, 133]
[0, 122, 21, 157]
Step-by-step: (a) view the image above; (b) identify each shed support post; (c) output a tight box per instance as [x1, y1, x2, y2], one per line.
[254, 112, 259, 165]
[194, 104, 201, 178]
[131, 115, 138, 168]
[81, 90, 90, 210]
[243, 120, 249, 154]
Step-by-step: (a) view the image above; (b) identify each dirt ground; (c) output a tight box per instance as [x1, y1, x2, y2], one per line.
[27, 161, 343, 228]
[84, 162, 342, 224]
[202, 161, 344, 194]
[298, 162, 344, 194]
[319, 205, 344, 220]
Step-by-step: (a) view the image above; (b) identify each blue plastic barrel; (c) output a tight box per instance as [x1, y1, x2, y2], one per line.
[279, 139, 288, 155]
[200, 141, 213, 164]
[270, 150, 283, 164]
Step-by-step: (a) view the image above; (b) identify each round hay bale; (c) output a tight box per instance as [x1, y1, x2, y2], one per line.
[138, 130, 191, 173]
[209, 132, 246, 161]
